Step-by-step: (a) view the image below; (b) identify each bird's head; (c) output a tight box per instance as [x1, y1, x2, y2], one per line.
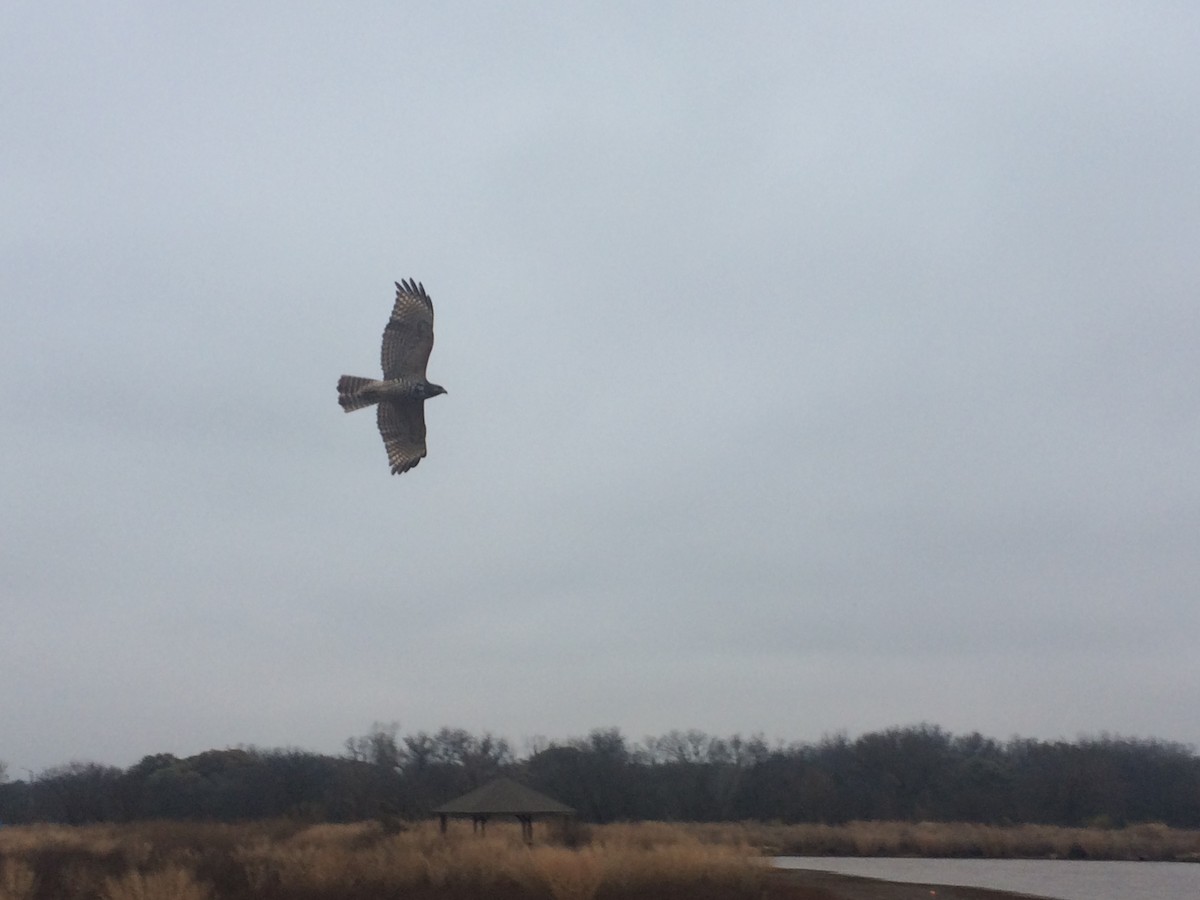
[424, 382, 447, 398]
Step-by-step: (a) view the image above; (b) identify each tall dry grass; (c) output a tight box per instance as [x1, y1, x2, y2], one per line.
[101, 866, 211, 900]
[0, 860, 37, 900]
[1, 817, 1197, 900]
[0, 819, 767, 900]
[677, 819, 1200, 861]
[528, 847, 605, 900]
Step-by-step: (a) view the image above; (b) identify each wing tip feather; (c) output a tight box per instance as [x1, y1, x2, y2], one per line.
[395, 277, 432, 311]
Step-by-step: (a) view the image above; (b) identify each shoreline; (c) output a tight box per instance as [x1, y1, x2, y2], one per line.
[702, 820, 1200, 863]
[771, 868, 1051, 900]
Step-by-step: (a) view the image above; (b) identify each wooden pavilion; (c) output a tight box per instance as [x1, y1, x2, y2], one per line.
[431, 777, 574, 843]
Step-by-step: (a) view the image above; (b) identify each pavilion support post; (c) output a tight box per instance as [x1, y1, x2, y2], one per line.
[439, 814, 447, 835]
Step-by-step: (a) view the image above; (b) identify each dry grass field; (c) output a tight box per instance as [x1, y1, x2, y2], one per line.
[681, 818, 1200, 861]
[0, 819, 766, 900]
[1, 818, 1198, 900]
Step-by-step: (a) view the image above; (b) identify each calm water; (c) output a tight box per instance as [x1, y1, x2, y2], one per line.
[774, 856, 1200, 900]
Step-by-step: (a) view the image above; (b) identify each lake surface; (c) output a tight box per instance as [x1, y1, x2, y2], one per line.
[774, 856, 1200, 900]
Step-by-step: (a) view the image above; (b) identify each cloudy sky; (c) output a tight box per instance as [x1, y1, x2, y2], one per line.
[3, 2, 1198, 773]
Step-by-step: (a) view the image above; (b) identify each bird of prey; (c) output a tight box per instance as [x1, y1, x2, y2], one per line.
[338, 279, 446, 475]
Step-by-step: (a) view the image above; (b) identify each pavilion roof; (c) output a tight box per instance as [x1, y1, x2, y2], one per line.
[431, 777, 575, 816]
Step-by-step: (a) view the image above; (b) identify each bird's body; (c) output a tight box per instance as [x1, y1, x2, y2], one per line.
[336, 374, 432, 411]
[338, 279, 445, 475]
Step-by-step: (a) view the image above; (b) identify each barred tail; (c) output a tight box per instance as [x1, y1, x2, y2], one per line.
[338, 375, 381, 412]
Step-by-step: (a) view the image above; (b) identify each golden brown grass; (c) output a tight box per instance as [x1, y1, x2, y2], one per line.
[0, 860, 37, 900]
[1, 817, 1197, 900]
[678, 819, 1200, 861]
[0, 819, 767, 900]
[528, 847, 605, 900]
[101, 866, 212, 900]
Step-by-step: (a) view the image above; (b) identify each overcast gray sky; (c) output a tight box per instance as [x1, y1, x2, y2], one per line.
[3, 2, 1199, 773]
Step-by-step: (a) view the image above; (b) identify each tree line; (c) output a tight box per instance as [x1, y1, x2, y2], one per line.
[2, 724, 1198, 828]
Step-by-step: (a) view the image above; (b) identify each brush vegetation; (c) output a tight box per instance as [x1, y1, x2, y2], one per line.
[682, 819, 1200, 861]
[3, 818, 1200, 900]
[0, 819, 766, 900]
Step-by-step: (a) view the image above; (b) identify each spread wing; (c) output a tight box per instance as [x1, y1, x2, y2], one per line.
[381, 279, 435, 380]
[377, 400, 428, 474]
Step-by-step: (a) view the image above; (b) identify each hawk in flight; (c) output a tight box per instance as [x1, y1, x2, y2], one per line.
[338, 279, 446, 475]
